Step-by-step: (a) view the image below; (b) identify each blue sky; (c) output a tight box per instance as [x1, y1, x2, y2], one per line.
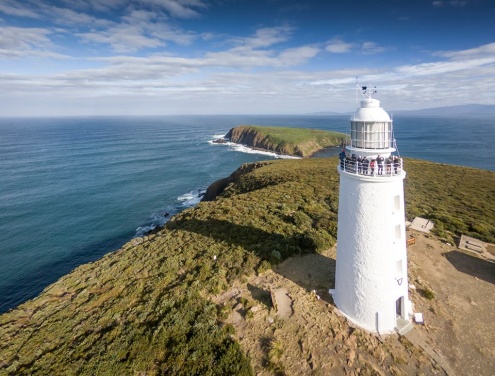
[0, 0, 494, 116]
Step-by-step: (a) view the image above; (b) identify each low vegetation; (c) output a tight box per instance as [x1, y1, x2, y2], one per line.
[404, 159, 495, 243]
[0, 156, 493, 374]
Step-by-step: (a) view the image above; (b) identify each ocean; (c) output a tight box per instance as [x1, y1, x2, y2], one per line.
[0, 114, 493, 313]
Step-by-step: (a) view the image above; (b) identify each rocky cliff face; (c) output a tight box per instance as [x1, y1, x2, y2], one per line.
[226, 126, 293, 155]
[225, 126, 345, 158]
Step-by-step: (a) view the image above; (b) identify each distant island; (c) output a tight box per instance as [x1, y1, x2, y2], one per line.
[1, 154, 494, 374]
[307, 104, 495, 116]
[219, 125, 347, 158]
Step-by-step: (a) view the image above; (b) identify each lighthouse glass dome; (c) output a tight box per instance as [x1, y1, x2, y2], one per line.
[350, 98, 394, 150]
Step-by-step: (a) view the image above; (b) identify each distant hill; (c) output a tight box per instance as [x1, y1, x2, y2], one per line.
[393, 104, 495, 116]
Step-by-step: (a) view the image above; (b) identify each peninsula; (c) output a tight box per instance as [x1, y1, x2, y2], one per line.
[1, 158, 494, 375]
[223, 125, 347, 157]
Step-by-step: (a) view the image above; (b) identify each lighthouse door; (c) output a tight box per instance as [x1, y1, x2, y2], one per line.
[396, 297, 403, 318]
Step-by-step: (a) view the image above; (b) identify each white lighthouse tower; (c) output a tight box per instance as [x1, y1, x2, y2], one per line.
[333, 86, 412, 334]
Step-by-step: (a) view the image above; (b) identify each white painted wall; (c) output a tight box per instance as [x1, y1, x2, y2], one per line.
[334, 169, 411, 333]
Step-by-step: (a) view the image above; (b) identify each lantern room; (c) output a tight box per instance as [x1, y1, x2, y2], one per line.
[347, 96, 396, 159]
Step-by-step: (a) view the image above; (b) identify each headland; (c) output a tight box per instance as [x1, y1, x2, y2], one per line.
[221, 125, 347, 158]
[0, 157, 494, 375]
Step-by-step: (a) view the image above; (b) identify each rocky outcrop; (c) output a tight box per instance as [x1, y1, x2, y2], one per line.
[202, 161, 271, 201]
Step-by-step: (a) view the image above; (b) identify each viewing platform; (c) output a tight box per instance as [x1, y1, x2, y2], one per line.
[338, 158, 404, 178]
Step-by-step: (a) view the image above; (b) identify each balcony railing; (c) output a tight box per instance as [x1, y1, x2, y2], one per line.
[339, 157, 403, 177]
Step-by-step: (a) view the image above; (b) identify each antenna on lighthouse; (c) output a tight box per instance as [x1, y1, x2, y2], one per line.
[361, 85, 378, 99]
[355, 77, 359, 105]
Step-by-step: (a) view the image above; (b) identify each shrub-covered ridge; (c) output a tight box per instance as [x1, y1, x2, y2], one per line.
[0, 157, 493, 374]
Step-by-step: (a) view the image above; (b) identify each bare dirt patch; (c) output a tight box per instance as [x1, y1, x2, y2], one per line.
[213, 232, 495, 375]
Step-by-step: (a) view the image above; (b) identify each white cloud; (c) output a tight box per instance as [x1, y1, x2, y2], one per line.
[79, 25, 165, 53]
[277, 46, 320, 66]
[0, 26, 69, 59]
[325, 38, 355, 53]
[395, 57, 495, 77]
[74, 6, 199, 52]
[0, 1, 493, 115]
[0, 1, 207, 51]
[361, 42, 387, 54]
[0, 27, 52, 50]
[3, 39, 495, 115]
[434, 42, 495, 59]
[432, 1, 468, 8]
[143, 0, 208, 19]
[325, 38, 386, 54]
[231, 26, 294, 50]
[0, 0, 41, 19]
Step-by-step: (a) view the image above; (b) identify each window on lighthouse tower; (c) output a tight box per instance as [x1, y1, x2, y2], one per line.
[395, 224, 402, 243]
[394, 195, 401, 211]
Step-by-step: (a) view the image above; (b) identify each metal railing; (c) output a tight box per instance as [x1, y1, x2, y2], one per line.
[346, 137, 398, 150]
[339, 158, 403, 177]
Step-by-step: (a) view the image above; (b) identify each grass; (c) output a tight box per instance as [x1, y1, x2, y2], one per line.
[0, 156, 493, 374]
[249, 126, 345, 145]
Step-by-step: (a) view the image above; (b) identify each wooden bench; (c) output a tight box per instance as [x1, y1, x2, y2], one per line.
[407, 237, 416, 246]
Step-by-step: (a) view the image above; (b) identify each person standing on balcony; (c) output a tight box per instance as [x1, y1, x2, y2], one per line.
[377, 154, 385, 175]
[362, 156, 369, 174]
[339, 149, 346, 169]
[370, 159, 376, 175]
[393, 156, 401, 175]
[386, 155, 393, 175]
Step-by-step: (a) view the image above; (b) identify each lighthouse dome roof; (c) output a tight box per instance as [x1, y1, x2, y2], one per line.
[351, 98, 391, 122]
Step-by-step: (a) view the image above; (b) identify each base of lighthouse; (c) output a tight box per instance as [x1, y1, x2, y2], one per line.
[333, 170, 412, 334]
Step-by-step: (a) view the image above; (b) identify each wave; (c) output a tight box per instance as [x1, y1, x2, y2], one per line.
[134, 188, 206, 238]
[208, 135, 301, 160]
[211, 133, 227, 140]
[227, 143, 301, 159]
[177, 189, 205, 207]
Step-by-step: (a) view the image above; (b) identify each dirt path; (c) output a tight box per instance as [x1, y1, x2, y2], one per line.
[213, 232, 495, 375]
[407, 231, 495, 376]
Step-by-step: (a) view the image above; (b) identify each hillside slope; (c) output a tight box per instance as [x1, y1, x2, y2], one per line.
[0, 157, 494, 375]
[225, 125, 347, 157]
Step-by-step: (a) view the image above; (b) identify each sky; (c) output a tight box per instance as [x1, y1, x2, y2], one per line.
[0, 0, 494, 116]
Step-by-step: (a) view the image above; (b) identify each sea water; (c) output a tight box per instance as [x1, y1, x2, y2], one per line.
[0, 114, 493, 313]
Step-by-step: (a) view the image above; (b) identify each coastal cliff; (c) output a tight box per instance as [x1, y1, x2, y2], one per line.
[225, 125, 347, 157]
[1, 158, 494, 375]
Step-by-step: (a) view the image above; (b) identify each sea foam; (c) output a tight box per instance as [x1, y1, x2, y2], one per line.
[209, 134, 301, 160]
[134, 188, 206, 237]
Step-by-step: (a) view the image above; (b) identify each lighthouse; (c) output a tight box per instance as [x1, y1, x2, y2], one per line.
[333, 87, 412, 334]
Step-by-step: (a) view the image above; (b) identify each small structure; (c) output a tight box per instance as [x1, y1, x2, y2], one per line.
[333, 86, 412, 335]
[459, 235, 495, 261]
[270, 287, 293, 319]
[409, 217, 434, 233]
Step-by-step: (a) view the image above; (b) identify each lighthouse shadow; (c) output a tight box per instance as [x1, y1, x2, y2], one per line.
[273, 252, 336, 305]
[169, 217, 336, 304]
